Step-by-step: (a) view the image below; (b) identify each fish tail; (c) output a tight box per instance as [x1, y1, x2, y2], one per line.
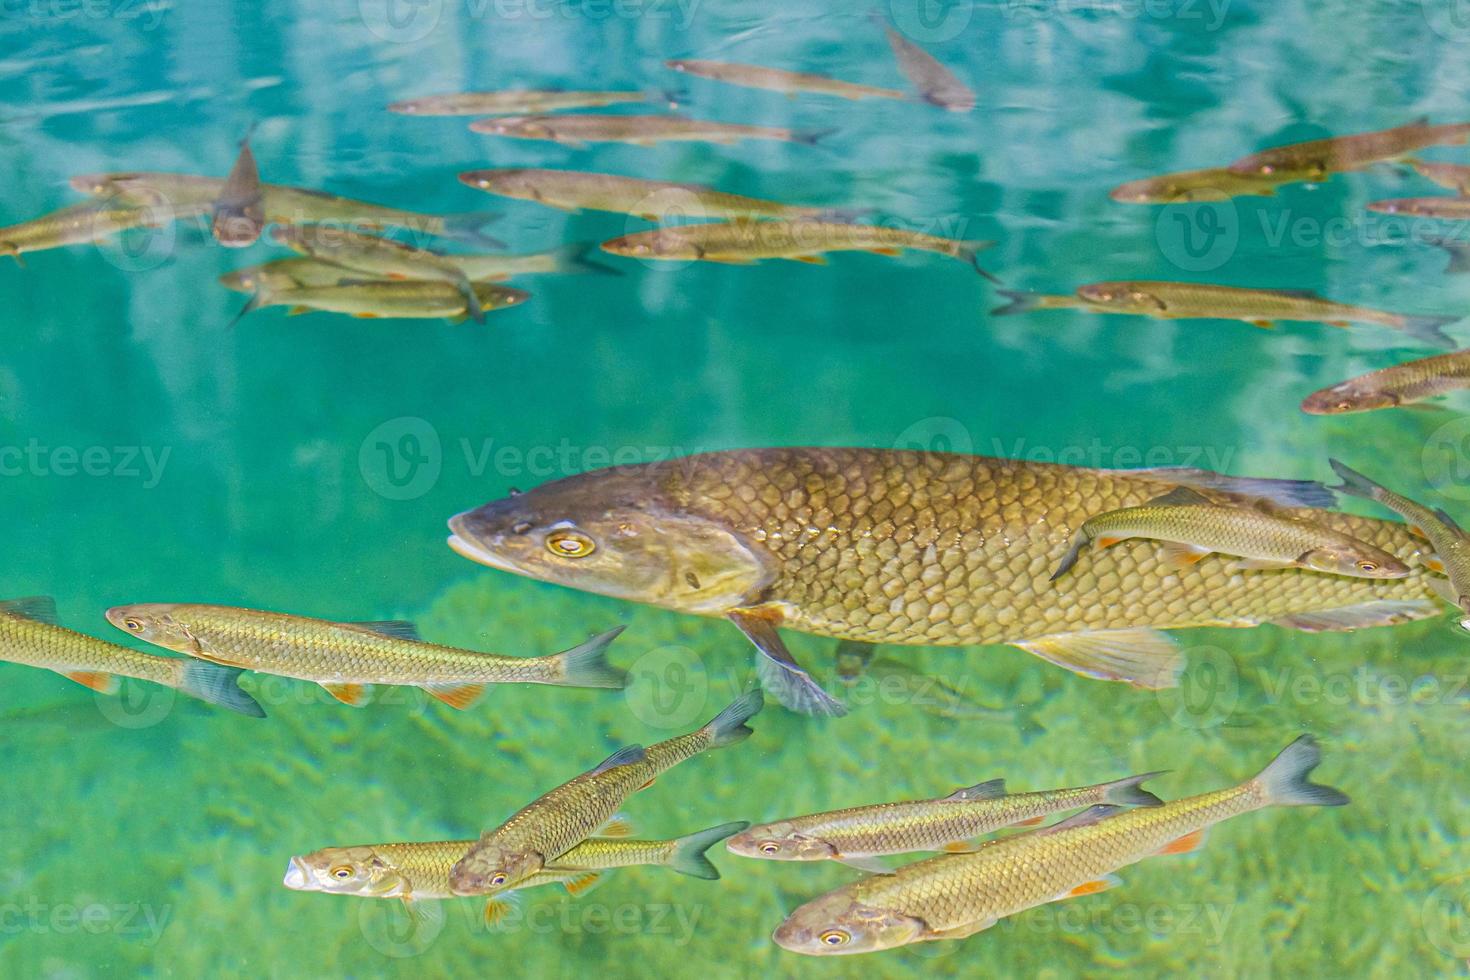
[438, 211, 507, 250]
[990, 289, 1047, 316]
[1326, 458, 1388, 503]
[1427, 235, 1470, 275]
[1099, 770, 1167, 807]
[551, 241, 622, 277]
[1399, 313, 1459, 349]
[1253, 734, 1350, 807]
[703, 689, 764, 748]
[1137, 466, 1337, 509]
[955, 240, 1000, 282]
[549, 626, 627, 689]
[1048, 530, 1090, 581]
[792, 127, 838, 147]
[177, 661, 266, 717]
[667, 821, 749, 880]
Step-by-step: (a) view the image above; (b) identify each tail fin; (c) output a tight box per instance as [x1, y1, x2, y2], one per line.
[228, 289, 268, 328]
[1049, 530, 1090, 582]
[793, 127, 838, 147]
[991, 289, 1047, 316]
[1400, 313, 1459, 350]
[956, 240, 1000, 283]
[703, 689, 764, 748]
[178, 662, 266, 717]
[1254, 734, 1350, 807]
[1099, 771, 1167, 807]
[1326, 458, 1388, 502]
[1136, 467, 1337, 509]
[550, 241, 622, 277]
[439, 211, 507, 250]
[1425, 235, 1470, 275]
[667, 821, 749, 880]
[553, 627, 627, 689]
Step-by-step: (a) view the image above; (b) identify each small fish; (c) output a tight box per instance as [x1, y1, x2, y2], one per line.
[831, 641, 1041, 730]
[874, 16, 974, 111]
[234, 280, 529, 323]
[1302, 348, 1470, 414]
[104, 604, 624, 708]
[283, 820, 749, 922]
[1108, 167, 1291, 203]
[448, 691, 762, 896]
[773, 735, 1348, 955]
[1329, 460, 1470, 630]
[0, 597, 262, 716]
[664, 60, 909, 102]
[1051, 487, 1411, 581]
[212, 128, 264, 247]
[388, 90, 651, 116]
[459, 168, 858, 222]
[726, 773, 1162, 868]
[469, 114, 832, 148]
[269, 225, 486, 323]
[997, 280, 1459, 349]
[1227, 119, 1470, 178]
[0, 201, 201, 263]
[1404, 158, 1470, 194]
[601, 221, 994, 276]
[1366, 197, 1470, 221]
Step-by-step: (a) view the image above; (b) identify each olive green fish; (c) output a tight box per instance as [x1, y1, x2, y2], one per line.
[994, 281, 1458, 349]
[1329, 460, 1470, 630]
[469, 113, 831, 147]
[388, 90, 650, 116]
[1109, 167, 1293, 203]
[448, 690, 762, 896]
[212, 128, 264, 247]
[0, 597, 262, 717]
[104, 604, 624, 708]
[269, 225, 486, 323]
[874, 15, 974, 111]
[725, 772, 1162, 869]
[601, 221, 994, 276]
[1302, 348, 1470, 414]
[1050, 486, 1411, 581]
[665, 60, 909, 101]
[233, 279, 529, 323]
[446, 448, 1444, 716]
[1227, 119, 1470, 178]
[1404, 158, 1470, 194]
[0, 200, 202, 262]
[1367, 196, 1470, 221]
[773, 735, 1347, 956]
[459, 168, 858, 222]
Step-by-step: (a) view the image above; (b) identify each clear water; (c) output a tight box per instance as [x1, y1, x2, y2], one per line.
[3, 1, 1469, 976]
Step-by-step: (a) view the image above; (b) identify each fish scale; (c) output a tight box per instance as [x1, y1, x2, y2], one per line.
[0, 610, 187, 688]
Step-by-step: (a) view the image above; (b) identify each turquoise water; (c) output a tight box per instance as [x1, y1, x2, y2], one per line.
[4, 1, 1470, 975]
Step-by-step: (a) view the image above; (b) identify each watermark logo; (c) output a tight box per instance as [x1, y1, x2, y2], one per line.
[1422, 0, 1470, 42]
[359, 417, 442, 501]
[886, 0, 973, 42]
[1423, 416, 1470, 503]
[1156, 199, 1238, 272]
[624, 644, 709, 730]
[358, 0, 443, 42]
[894, 416, 975, 456]
[1156, 644, 1239, 730]
[94, 679, 177, 730]
[359, 898, 446, 957]
[1424, 873, 1470, 958]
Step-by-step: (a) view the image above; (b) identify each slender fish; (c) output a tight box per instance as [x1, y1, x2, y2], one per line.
[1367, 197, 1470, 220]
[1228, 120, 1470, 177]
[725, 772, 1162, 868]
[773, 736, 1348, 955]
[1329, 460, 1470, 629]
[212, 128, 264, 247]
[0, 200, 202, 262]
[469, 114, 831, 147]
[104, 604, 624, 708]
[446, 448, 1443, 716]
[665, 60, 909, 101]
[1109, 167, 1292, 203]
[0, 597, 262, 716]
[389, 90, 651, 116]
[233, 280, 529, 322]
[1302, 348, 1470, 414]
[874, 17, 974, 111]
[1404, 158, 1470, 194]
[1049, 486, 1411, 580]
[448, 691, 763, 896]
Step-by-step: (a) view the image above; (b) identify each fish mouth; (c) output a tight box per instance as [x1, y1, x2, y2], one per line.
[282, 857, 311, 890]
[446, 524, 523, 576]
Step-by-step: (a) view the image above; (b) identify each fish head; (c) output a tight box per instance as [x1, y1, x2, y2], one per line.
[1108, 175, 1230, 204]
[448, 464, 776, 614]
[449, 844, 540, 896]
[218, 267, 260, 293]
[284, 847, 407, 897]
[773, 892, 926, 955]
[1300, 379, 1397, 415]
[1299, 546, 1412, 579]
[212, 212, 263, 248]
[460, 169, 528, 195]
[487, 116, 552, 139]
[480, 285, 531, 310]
[106, 603, 200, 653]
[1075, 282, 1161, 314]
[69, 174, 118, 196]
[599, 231, 688, 259]
[725, 822, 838, 861]
[387, 99, 430, 114]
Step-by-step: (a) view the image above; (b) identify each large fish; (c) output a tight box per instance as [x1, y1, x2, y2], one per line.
[1228, 119, 1470, 178]
[664, 60, 909, 102]
[773, 735, 1347, 955]
[104, 604, 624, 708]
[1301, 348, 1470, 414]
[448, 691, 762, 896]
[468, 114, 831, 147]
[446, 448, 1442, 716]
[0, 597, 262, 716]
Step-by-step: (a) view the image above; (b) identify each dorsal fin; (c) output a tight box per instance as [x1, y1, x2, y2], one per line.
[1434, 507, 1465, 535]
[0, 597, 59, 625]
[591, 745, 646, 775]
[1040, 804, 1125, 834]
[1146, 487, 1210, 507]
[352, 620, 421, 641]
[942, 779, 1006, 802]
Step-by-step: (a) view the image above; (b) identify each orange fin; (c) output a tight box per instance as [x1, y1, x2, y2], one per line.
[483, 898, 516, 926]
[1157, 828, 1208, 855]
[595, 815, 636, 838]
[941, 841, 978, 853]
[790, 255, 827, 265]
[353, 312, 381, 318]
[1409, 525, 1429, 540]
[322, 682, 368, 706]
[1065, 874, 1122, 897]
[1012, 815, 1045, 827]
[1326, 320, 1351, 328]
[639, 777, 657, 790]
[866, 247, 901, 256]
[1251, 320, 1276, 329]
[64, 671, 118, 694]
[286, 306, 312, 316]
[561, 872, 603, 896]
[1095, 536, 1123, 549]
[1158, 541, 1211, 567]
[423, 683, 486, 710]
[1422, 556, 1446, 573]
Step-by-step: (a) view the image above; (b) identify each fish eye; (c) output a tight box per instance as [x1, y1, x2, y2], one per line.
[490, 873, 507, 886]
[330, 866, 353, 879]
[758, 842, 781, 854]
[123, 618, 144, 632]
[546, 530, 596, 559]
[819, 929, 850, 947]
[1336, 401, 1353, 411]
[1356, 560, 1378, 572]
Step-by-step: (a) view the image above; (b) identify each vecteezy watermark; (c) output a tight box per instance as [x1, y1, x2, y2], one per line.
[1425, 874, 1470, 959]
[1257, 665, 1470, 709]
[1155, 198, 1240, 272]
[483, 900, 708, 943]
[1422, 0, 1470, 42]
[1004, 0, 1232, 30]
[1155, 645, 1240, 731]
[356, 0, 699, 43]
[998, 900, 1235, 944]
[986, 436, 1236, 471]
[0, 0, 167, 29]
[0, 898, 172, 945]
[1422, 416, 1470, 504]
[0, 441, 170, 489]
[886, 0, 973, 41]
[624, 644, 711, 730]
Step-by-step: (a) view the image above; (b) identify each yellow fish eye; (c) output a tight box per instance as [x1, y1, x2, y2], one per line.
[124, 618, 143, 632]
[330, 866, 353, 879]
[819, 929, 850, 947]
[1356, 560, 1378, 572]
[759, 842, 781, 854]
[546, 531, 595, 559]
[490, 873, 507, 886]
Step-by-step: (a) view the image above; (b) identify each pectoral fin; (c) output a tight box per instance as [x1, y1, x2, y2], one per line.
[322, 682, 369, 706]
[1060, 873, 1123, 898]
[835, 855, 895, 874]
[1270, 598, 1440, 631]
[1156, 827, 1208, 855]
[62, 671, 119, 694]
[728, 608, 847, 717]
[560, 872, 603, 896]
[1426, 575, 1460, 607]
[922, 917, 996, 941]
[1013, 628, 1183, 689]
[1159, 542, 1212, 567]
